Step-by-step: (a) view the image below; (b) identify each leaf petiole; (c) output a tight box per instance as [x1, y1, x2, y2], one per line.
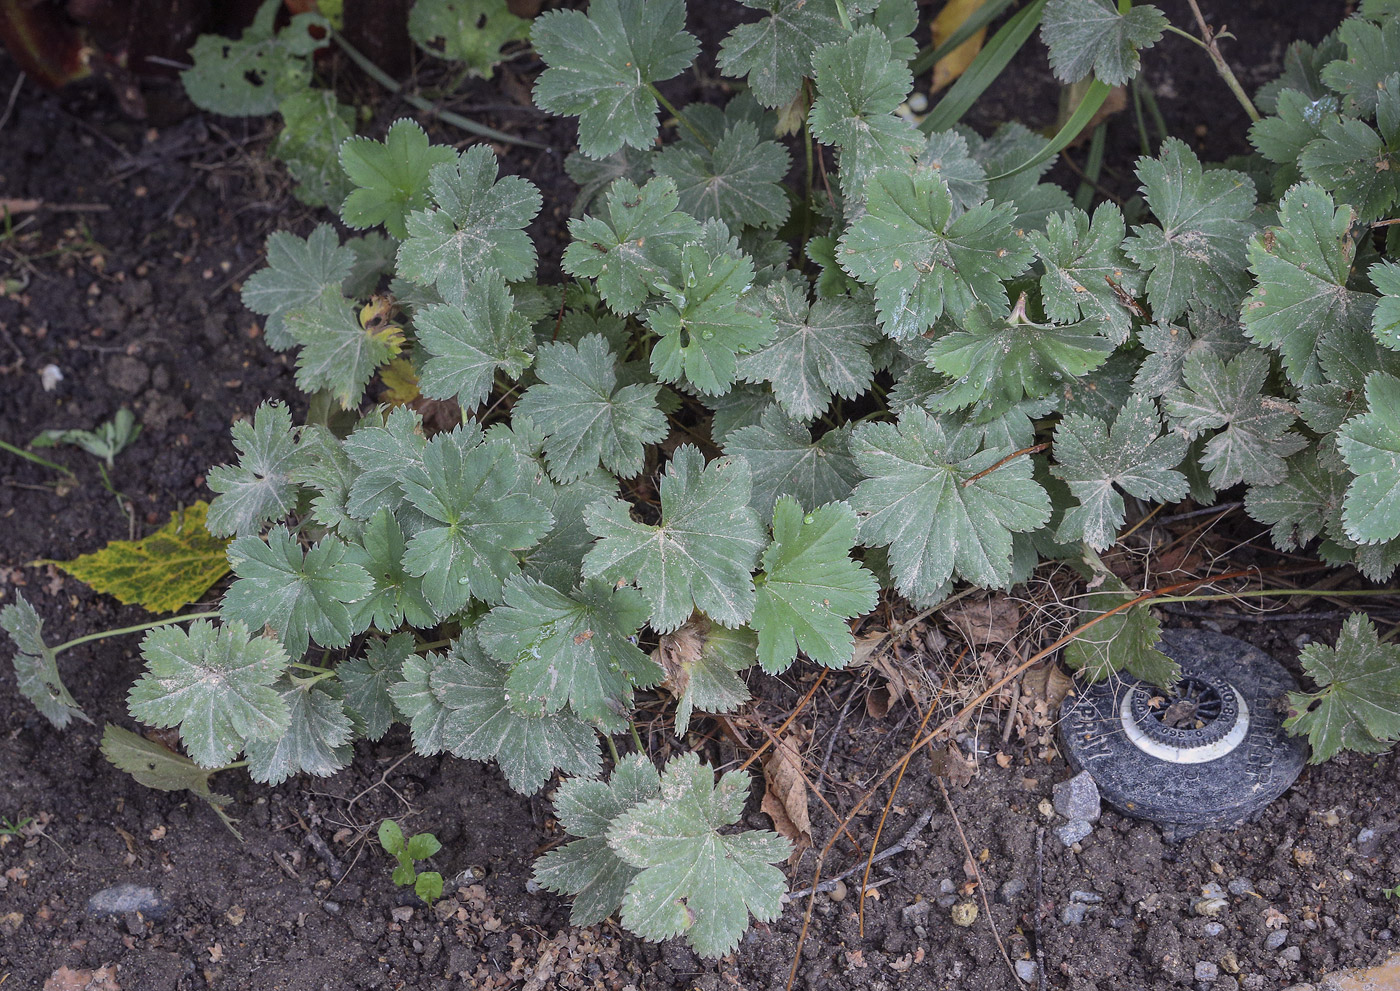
[645, 84, 712, 152]
[51, 611, 223, 656]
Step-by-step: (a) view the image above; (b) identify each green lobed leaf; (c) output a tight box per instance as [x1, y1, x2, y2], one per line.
[284, 292, 402, 410]
[606, 753, 790, 958]
[1249, 88, 1341, 197]
[2, 592, 88, 728]
[1063, 553, 1179, 686]
[1162, 350, 1307, 489]
[751, 498, 879, 673]
[738, 275, 880, 422]
[583, 445, 766, 633]
[397, 146, 542, 306]
[408, 0, 530, 77]
[665, 619, 757, 736]
[1040, 0, 1166, 87]
[645, 244, 776, 396]
[970, 122, 1074, 233]
[1123, 138, 1257, 323]
[101, 724, 241, 837]
[206, 402, 300, 538]
[838, 168, 1033, 339]
[723, 406, 861, 521]
[478, 577, 659, 730]
[531, 0, 699, 159]
[1243, 183, 1376, 386]
[128, 620, 291, 768]
[345, 509, 436, 634]
[414, 278, 533, 412]
[245, 678, 354, 785]
[275, 90, 356, 210]
[1285, 613, 1400, 763]
[809, 27, 923, 205]
[562, 177, 704, 316]
[915, 130, 988, 216]
[563, 146, 656, 218]
[716, 0, 841, 108]
[1337, 371, 1400, 544]
[1297, 90, 1400, 223]
[343, 405, 430, 521]
[533, 753, 663, 926]
[849, 408, 1051, 599]
[1131, 305, 1248, 398]
[1320, 15, 1400, 117]
[923, 302, 1116, 411]
[1373, 259, 1400, 350]
[340, 119, 457, 240]
[513, 334, 668, 483]
[1030, 204, 1143, 346]
[1052, 394, 1189, 550]
[1246, 443, 1349, 551]
[338, 632, 414, 741]
[181, 0, 327, 116]
[224, 526, 374, 660]
[652, 121, 792, 230]
[431, 632, 603, 794]
[401, 429, 554, 615]
[387, 650, 456, 756]
[242, 225, 356, 352]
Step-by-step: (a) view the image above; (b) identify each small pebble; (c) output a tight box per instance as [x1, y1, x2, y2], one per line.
[1069, 890, 1102, 904]
[1192, 896, 1228, 918]
[901, 900, 929, 928]
[1056, 819, 1093, 847]
[936, 894, 959, 909]
[1357, 827, 1381, 856]
[1062, 903, 1089, 925]
[390, 906, 414, 922]
[1227, 878, 1253, 896]
[1220, 950, 1241, 974]
[524, 878, 542, 894]
[1264, 929, 1289, 951]
[1194, 961, 1219, 983]
[998, 879, 1025, 905]
[1052, 771, 1101, 822]
[1278, 945, 1301, 963]
[828, 879, 847, 902]
[1014, 960, 1038, 983]
[322, 901, 342, 916]
[1202, 922, 1225, 937]
[1201, 881, 1226, 899]
[950, 902, 978, 927]
[87, 884, 168, 920]
[939, 878, 956, 895]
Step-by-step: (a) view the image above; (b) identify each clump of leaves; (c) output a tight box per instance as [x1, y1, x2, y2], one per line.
[378, 819, 445, 904]
[31, 408, 141, 469]
[7, 0, 1400, 961]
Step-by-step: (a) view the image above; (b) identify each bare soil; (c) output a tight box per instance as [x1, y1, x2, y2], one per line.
[2, 4, 1397, 990]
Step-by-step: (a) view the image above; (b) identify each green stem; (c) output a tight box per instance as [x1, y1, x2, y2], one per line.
[415, 638, 452, 654]
[629, 720, 645, 753]
[289, 661, 333, 674]
[218, 760, 248, 771]
[332, 32, 546, 150]
[0, 439, 75, 477]
[605, 734, 621, 764]
[646, 84, 712, 152]
[53, 611, 223, 655]
[1167, 5, 1260, 123]
[1147, 588, 1400, 606]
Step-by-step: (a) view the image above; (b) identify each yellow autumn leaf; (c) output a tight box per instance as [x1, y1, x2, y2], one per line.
[44, 502, 230, 614]
[930, 0, 991, 93]
[379, 356, 422, 406]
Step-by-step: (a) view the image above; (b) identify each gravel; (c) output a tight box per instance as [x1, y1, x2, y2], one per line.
[1053, 771, 1101, 822]
[1056, 818, 1094, 847]
[1265, 930, 1289, 951]
[87, 884, 168, 920]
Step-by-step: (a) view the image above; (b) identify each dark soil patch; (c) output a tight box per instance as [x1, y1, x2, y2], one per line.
[2, 4, 1398, 991]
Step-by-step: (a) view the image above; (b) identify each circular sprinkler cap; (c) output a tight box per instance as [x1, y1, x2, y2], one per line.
[1058, 629, 1308, 841]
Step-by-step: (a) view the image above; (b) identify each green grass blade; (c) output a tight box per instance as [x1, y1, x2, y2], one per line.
[921, 0, 1047, 134]
[984, 77, 1112, 181]
[909, 0, 1018, 78]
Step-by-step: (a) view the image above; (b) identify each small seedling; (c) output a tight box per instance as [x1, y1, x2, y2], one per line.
[377, 819, 443, 905]
[1384, 882, 1400, 901]
[32, 408, 142, 469]
[0, 815, 33, 838]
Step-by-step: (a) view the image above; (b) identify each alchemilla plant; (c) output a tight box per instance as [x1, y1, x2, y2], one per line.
[7, 0, 1400, 957]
